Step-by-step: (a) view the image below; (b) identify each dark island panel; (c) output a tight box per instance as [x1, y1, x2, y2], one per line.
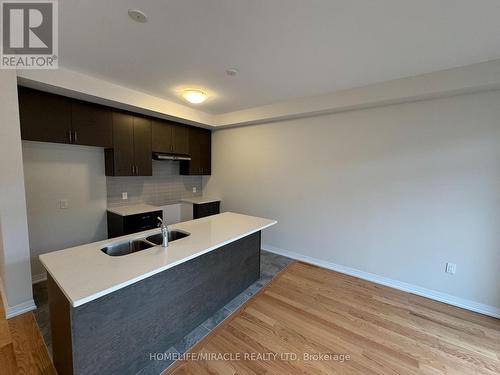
[48, 231, 261, 375]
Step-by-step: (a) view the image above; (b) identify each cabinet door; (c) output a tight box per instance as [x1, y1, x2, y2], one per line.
[133, 116, 152, 176]
[123, 210, 162, 234]
[71, 101, 112, 147]
[111, 112, 134, 176]
[180, 127, 211, 175]
[172, 125, 189, 154]
[18, 87, 71, 144]
[152, 120, 189, 155]
[198, 129, 212, 175]
[193, 202, 220, 219]
[180, 127, 200, 175]
[151, 119, 173, 153]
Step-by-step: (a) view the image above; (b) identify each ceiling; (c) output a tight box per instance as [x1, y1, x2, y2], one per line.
[60, 0, 500, 114]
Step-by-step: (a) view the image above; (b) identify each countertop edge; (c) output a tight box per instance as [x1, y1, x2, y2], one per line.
[41, 219, 277, 308]
[107, 198, 221, 216]
[106, 205, 164, 217]
[180, 197, 221, 205]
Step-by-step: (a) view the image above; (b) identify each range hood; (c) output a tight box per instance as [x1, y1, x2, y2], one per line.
[153, 152, 191, 161]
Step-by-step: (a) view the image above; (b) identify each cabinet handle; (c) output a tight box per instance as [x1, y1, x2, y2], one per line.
[68, 130, 73, 143]
[135, 165, 139, 175]
[73, 131, 78, 143]
[131, 165, 135, 175]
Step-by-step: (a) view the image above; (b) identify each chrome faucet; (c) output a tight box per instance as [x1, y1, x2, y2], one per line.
[157, 217, 169, 248]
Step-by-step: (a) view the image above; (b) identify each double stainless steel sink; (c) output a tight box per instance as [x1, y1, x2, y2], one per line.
[101, 230, 190, 257]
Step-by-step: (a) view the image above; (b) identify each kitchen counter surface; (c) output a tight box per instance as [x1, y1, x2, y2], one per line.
[180, 197, 221, 205]
[106, 204, 163, 216]
[39, 212, 276, 307]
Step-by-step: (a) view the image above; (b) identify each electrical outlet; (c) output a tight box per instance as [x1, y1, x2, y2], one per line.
[59, 199, 69, 209]
[122, 192, 128, 200]
[192, 187, 197, 193]
[445, 262, 457, 275]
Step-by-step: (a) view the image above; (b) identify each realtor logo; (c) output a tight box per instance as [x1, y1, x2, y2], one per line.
[1, 0, 58, 69]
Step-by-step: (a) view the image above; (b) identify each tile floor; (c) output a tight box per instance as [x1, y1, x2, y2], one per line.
[32, 250, 294, 374]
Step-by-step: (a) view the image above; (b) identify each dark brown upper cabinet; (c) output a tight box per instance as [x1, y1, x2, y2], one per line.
[151, 119, 189, 155]
[18, 86, 72, 144]
[18, 86, 112, 147]
[18, 86, 211, 177]
[180, 127, 211, 175]
[105, 112, 152, 176]
[132, 116, 153, 176]
[70, 101, 113, 147]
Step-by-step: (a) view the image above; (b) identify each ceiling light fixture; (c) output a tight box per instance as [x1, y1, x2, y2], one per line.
[128, 9, 148, 23]
[226, 68, 238, 76]
[181, 89, 208, 104]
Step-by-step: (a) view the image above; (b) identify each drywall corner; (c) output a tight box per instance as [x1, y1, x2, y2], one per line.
[0, 70, 34, 312]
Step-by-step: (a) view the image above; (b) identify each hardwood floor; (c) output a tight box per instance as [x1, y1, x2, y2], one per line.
[0, 292, 56, 374]
[1, 262, 499, 374]
[166, 261, 500, 375]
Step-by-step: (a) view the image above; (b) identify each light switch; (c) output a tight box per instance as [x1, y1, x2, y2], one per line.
[122, 192, 128, 200]
[59, 199, 69, 209]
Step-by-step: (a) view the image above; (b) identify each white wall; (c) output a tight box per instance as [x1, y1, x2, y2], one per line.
[0, 71, 34, 317]
[204, 90, 500, 311]
[22, 142, 108, 278]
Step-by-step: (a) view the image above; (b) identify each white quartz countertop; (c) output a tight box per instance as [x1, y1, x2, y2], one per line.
[39, 212, 276, 307]
[106, 204, 163, 216]
[180, 197, 221, 205]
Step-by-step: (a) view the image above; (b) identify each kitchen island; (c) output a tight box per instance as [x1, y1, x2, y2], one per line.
[40, 212, 276, 375]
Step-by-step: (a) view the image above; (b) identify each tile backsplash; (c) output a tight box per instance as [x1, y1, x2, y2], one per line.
[107, 160, 202, 207]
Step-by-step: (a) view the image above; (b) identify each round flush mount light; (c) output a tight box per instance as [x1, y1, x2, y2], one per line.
[128, 9, 148, 23]
[226, 68, 238, 76]
[181, 89, 208, 104]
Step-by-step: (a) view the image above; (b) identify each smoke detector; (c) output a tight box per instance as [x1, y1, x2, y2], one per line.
[128, 9, 148, 23]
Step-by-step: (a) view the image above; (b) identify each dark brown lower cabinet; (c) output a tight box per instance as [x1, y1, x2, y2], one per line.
[193, 201, 220, 219]
[107, 210, 162, 238]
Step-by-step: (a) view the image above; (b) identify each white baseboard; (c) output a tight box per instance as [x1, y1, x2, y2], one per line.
[0, 279, 9, 319]
[0, 279, 37, 319]
[6, 299, 37, 319]
[262, 244, 500, 319]
[32, 273, 47, 284]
